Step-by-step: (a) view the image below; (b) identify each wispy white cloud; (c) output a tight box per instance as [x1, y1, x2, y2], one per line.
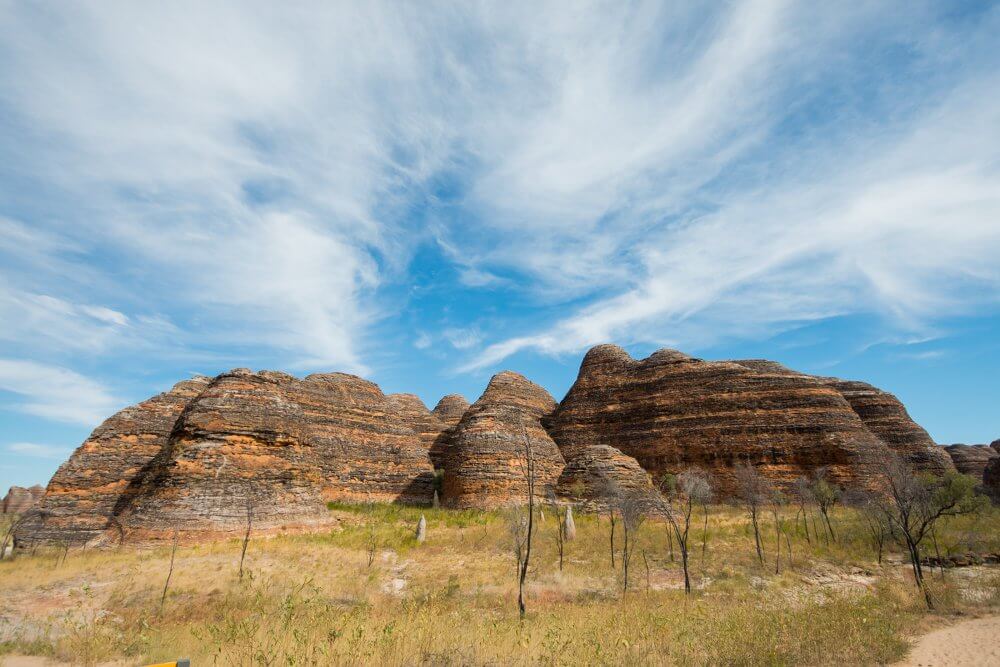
[443, 327, 483, 351]
[0, 1, 997, 385]
[0, 359, 121, 426]
[0, 289, 132, 354]
[7, 442, 72, 460]
[463, 6, 1000, 370]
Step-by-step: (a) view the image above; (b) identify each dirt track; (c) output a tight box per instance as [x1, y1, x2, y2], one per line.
[895, 615, 1000, 666]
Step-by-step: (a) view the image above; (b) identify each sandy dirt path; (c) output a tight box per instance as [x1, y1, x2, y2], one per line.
[895, 615, 1000, 667]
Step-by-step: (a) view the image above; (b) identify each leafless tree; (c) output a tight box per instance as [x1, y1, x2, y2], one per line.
[872, 452, 985, 608]
[734, 462, 770, 565]
[514, 422, 536, 618]
[239, 493, 254, 581]
[598, 480, 619, 569]
[792, 476, 813, 544]
[844, 489, 890, 565]
[661, 469, 712, 594]
[547, 491, 567, 571]
[616, 490, 646, 595]
[0, 513, 28, 559]
[366, 523, 378, 568]
[810, 467, 840, 544]
[507, 506, 528, 574]
[769, 491, 790, 574]
[160, 529, 179, 614]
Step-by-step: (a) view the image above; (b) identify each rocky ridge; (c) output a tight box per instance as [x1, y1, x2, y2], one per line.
[944, 444, 999, 483]
[2, 485, 44, 515]
[15, 344, 970, 546]
[441, 372, 565, 509]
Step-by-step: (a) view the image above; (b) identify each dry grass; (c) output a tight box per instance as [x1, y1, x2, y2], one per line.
[1, 503, 998, 665]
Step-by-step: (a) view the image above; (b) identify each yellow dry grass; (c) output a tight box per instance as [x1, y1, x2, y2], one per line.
[1, 504, 998, 665]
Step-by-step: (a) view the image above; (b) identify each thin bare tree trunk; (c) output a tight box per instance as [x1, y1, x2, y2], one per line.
[701, 505, 709, 565]
[239, 497, 253, 580]
[160, 530, 179, 614]
[518, 423, 535, 619]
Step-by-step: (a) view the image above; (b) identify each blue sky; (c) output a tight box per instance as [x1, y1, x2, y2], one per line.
[2, 1, 999, 490]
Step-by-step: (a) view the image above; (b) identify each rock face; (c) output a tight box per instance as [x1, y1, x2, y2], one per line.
[546, 345, 950, 497]
[983, 457, 1000, 504]
[16, 376, 212, 545]
[442, 372, 565, 509]
[944, 444, 1000, 482]
[386, 393, 445, 452]
[2, 485, 44, 514]
[18, 343, 961, 544]
[820, 379, 954, 475]
[732, 361, 954, 475]
[428, 395, 470, 468]
[555, 445, 655, 513]
[18, 370, 435, 545]
[432, 395, 470, 427]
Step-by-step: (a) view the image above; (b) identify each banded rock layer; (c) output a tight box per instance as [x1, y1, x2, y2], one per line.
[19, 370, 435, 545]
[442, 372, 565, 509]
[18, 343, 964, 543]
[944, 444, 999, 482]
[984, 457, 1000, 504]
[546, 346, 951, 496]
[17, 377, 212, 545]
[2, 485, 44, 515]
[555, 445, 655, 513]
[386, 393, 446, 452]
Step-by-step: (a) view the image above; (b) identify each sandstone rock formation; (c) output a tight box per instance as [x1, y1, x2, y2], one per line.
[1, 485, 44, 514]
[442, 372, 565, 509]
[819, 379, 954, 475]
[16, 376, 212, 545]
[731, 360, 954, 475]
[19, 370, 435, 546]
[428, 395, 470, 468]
[983, 457, 1000, 504]
[555, 445, 655, 513]
[432, 394, 470, 427]
[18, 342, 961, 544]
[944, 444, 999, 482]
[386, 393, 444, 451]
[546, 345, 950, 497]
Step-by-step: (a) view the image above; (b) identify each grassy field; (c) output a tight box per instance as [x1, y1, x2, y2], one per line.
[1, 503, 998, 665]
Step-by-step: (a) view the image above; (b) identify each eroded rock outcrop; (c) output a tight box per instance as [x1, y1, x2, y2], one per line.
[386, 393, 445, 451]
[2, 485, 44, 514]
[18, 370, 435, 545]
[427, 394, 470, 468]
[983, 457, 1000, 504]
[432, 394, 470, 427]
[17, 342, 961, 543]
[944, 444, 999, 482]
[555, 445, 655, 513]
[17, 376, 211, 545]
[821, 379, 954, 475]
[442, 372, 565, 509]
[117, 370, 330, 540]
[731, 360, 954, 475]
[547, 345, 946, 497]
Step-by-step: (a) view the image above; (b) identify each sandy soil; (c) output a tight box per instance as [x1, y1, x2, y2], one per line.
[895, 615, 1000, 667]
